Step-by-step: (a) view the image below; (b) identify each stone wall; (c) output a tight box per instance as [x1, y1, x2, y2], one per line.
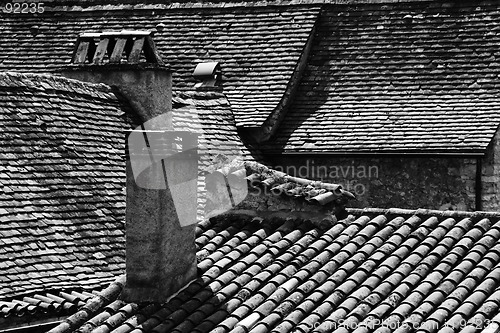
[265, 155, 478, 211]
[234, 185, 330, 213]
[205, 173, 343, 224]
[482, 130, 500, 211]
[220, 185, 345, 229]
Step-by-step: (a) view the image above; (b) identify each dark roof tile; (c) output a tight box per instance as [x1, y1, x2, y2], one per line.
[0, 70, 132, 323]
[265, 2, 500, 154]
[0, 5, 319, 128]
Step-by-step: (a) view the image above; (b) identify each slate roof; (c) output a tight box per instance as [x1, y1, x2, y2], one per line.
[5, 1, 500, 152]
[265, 1, 500, 154]
[49, 208, 500, 333]
[0, 72, 132, 300]
[171, 89, 251, 221]
[0, 2, 319, 127]
[172, 90, 251, 172]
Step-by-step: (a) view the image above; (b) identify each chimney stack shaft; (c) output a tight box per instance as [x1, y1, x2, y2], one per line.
[61, 31, 198, 302]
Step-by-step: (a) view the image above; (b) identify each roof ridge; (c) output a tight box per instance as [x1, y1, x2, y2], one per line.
[244, 161, 355, 206]
[31, 2, 325, 13]
[37, 0, 435, 11]
[46, 275, 126, 333]
[0, 72, 117, 101]
[172, 90, 230, 107]
[35, 1, 315, 12]
[0, 279, 114, 303]
[348, 207, 500, 219]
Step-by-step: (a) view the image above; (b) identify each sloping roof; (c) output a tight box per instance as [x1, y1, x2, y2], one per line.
[0, 3, 319, 127]
[171, 89, 354, 216]
[171, 89, 252, 221]
[49, 208, 500, 333]
[265, 1, 500, 154]
[0, 290, 99, 329]
[0, 72, 131, 300]
[5, 1, 500, 153]
[0, 83, 250, 320]
[0, 78, 349, 325]
[172, 90, 251, 171]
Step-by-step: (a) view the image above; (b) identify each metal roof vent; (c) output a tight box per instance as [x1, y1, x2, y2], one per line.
[193, 62, 221, 87]
[71, 30, 164, 65]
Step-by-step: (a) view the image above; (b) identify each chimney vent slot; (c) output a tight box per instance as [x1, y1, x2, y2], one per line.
[128, 37, 145, 63]
[93, 38, 110, 65]
[109, 37, 128, 63]
[71, 30, 164, 66]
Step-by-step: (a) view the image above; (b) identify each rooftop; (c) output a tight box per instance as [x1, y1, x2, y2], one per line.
[264, 1, 500, 154]
[50, 208, 500, 333]
[0, 73, 351, 328]
[0, 3, 319, 127]
[3, 1, 500, 153]
[3, 1, 500, 331]
[0, 72, 131, 300]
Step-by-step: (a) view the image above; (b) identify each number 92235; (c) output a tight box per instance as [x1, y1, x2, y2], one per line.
[3, 3, 45, 14]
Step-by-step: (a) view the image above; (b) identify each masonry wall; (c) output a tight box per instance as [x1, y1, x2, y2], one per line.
[212, 184, 343, 229]
[266, 155, 478, 211]
[204, 173, 333, 218]
[482, 129, 500, 211]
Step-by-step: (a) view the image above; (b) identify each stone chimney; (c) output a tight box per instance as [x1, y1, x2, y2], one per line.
[61, 31, 198, 302]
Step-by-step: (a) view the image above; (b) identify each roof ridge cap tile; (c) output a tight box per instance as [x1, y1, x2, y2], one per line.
[173, 90, 230, 107]
[41, 0, 439, 11]
[47, 275, 125, 333]
[347, 208, 500, 219]
[43, 1, 326, 11]
[0, 72, 116, 99]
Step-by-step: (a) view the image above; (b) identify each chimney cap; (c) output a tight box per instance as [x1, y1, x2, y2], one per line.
[70, 30, 165, 66]
[193, 62, 220, 78]
[99, 30, 154, 37]
[193, 62, 221, 87]
[79, 32, 102, 38]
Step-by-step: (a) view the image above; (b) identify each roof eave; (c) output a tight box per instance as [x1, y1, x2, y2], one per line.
[265, 150, 487, 157]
